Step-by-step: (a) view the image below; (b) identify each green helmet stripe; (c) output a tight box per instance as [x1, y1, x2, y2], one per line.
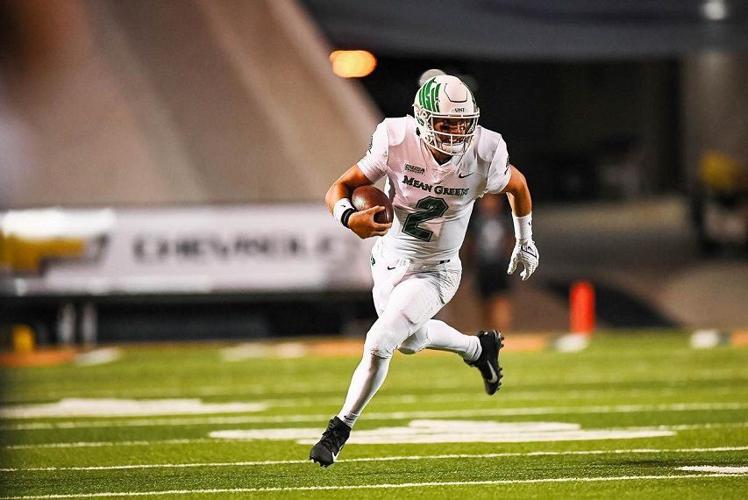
[418, 77, 441, 112]
[418, 80, 430, 109]
[431, 83, 441, 111]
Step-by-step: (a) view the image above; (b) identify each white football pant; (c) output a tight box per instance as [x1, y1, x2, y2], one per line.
[337, 240, 481, 427]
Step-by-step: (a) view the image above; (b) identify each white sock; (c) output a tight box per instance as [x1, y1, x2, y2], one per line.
[425, 319, 482, 361]
[337, 353, 391, 428]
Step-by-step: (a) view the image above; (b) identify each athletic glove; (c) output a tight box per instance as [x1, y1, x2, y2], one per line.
[507, 239, 539, 281]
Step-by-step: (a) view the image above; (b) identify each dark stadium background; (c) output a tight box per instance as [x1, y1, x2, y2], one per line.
[0, 0, 747, 345]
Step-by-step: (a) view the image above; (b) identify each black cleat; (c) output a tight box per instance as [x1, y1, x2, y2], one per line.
[309, 416, 351, 467]
[464, 330, 504, 395]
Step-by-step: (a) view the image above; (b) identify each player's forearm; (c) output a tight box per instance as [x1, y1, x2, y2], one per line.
[326, 164, 375, 214]
[505, 170, 532, 217]
[506, 190, 531, 217]
[325, 182, 351, 214]
[503, 166, 534, 247]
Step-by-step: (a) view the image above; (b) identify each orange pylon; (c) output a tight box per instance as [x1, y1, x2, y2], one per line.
[570, 281, 596, 335]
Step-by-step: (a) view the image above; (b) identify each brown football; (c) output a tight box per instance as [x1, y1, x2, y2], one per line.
[351, 185, 394, 224]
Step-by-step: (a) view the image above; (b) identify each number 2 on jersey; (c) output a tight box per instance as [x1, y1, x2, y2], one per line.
[402, 196, 448, 241]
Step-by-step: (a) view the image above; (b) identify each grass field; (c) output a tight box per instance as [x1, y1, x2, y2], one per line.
[0, 331, 746, 498]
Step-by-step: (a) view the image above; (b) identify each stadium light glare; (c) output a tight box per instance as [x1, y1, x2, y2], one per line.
[329, 50, 377, 78]
[702, 0, 728, 21]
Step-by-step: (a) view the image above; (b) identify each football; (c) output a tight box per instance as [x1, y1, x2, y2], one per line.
[351, 185, 394, 224]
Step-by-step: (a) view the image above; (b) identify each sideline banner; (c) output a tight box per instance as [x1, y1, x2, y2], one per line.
[0, 205, 374, 295]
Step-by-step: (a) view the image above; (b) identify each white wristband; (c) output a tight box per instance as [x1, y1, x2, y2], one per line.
[512, 213, 533, 242]
[333, 198, 355, 227]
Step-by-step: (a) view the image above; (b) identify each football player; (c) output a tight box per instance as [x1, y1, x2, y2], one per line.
[311, 74, 539, 467]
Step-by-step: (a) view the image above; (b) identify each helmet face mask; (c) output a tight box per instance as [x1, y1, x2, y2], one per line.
[413, 75, 479, 156]
[430, 115, 478, 155]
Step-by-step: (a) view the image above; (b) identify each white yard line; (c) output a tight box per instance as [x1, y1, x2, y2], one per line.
[1, 473, 746, 498]
[0, 399, 266, 420]
[679, 466, 748, 473]
[4, 422, 746, 450]
[651, 422, 748, 430]
[1, 446, 747, 472]
[2, 401, 747, 430]
[1, 373, 743, 402]
[74, 348, 121, 367]
[4, 439, 217, 450]
[206, 386, 748, 408]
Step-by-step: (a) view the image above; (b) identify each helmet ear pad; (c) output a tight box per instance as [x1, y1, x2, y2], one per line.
[414, 106, 435, 149]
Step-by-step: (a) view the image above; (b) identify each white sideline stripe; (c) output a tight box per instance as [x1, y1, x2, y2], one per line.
[4, 421, 747, 450]
[2, 446, 747, 472]
[3, 402, 747, 430]
[1, 473, 747, 498]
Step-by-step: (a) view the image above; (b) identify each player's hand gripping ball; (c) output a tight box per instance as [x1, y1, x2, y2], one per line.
[348, 186, 394, 238]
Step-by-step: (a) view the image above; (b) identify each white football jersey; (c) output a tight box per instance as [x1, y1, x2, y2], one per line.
[357, 116, 511, 262]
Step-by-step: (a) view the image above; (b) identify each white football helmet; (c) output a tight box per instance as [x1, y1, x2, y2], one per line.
[413, 75, 479, 156]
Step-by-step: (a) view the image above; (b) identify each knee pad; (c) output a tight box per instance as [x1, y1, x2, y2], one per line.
[397, 327, 428, 355]
[396, 343, 421, 355]
[364, 309, 417, 359]
[396, 344, 419, 355]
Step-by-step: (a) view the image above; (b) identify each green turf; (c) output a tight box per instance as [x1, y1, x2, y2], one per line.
[0, 331, 747, 498]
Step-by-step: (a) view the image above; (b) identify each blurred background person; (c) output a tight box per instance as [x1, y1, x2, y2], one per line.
[465, 193, 515, 332]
